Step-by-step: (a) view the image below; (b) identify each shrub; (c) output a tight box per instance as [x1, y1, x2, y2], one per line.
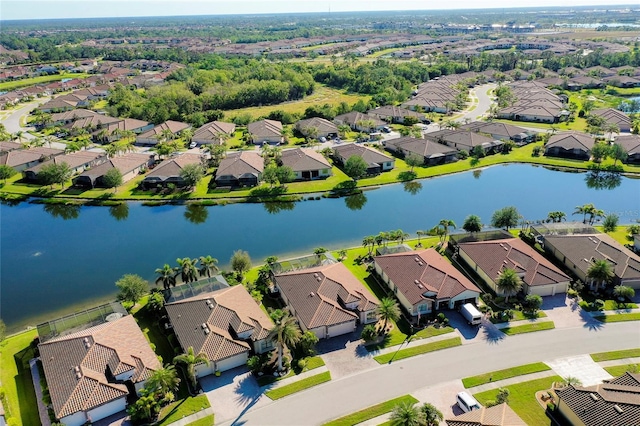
[361, 324, 378, 342]
[532, 146, 542, 156]
[594, 299, 605, 311]
[457, 150, 469, 159]
[437, 313, 446, 322]
[297, 359, 308, 371]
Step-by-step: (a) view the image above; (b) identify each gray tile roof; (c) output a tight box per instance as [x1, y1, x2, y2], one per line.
[247, 119, 283, 138]
[334, 143, 392, 166]
[281, 147, 331, 172]
[193, 121, 236, 143]
[546, 131, 595, 151]
[216, 151, 263, 179]
[385, 136, 457, 158]
[145, 153, 203, 179]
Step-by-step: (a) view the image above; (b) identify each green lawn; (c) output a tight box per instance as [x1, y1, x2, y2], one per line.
[500, 322, 555, 335]
[603, 364, 639, 377]
[373, 337, 462, 364]
[264, 371, 332, 400]
[591, 348, 640, 362]
[257, 356, 326, 386]
[490, 310, 547, 324]
[0, 72, 89, 91]
[187, 415, 215, 426]
[157, 394, 211, 425]
[594, 225, 636, 247]
[473, 376, 562, 426]
[323, 395, 419, 426]
[462, 362, 551, 388]
[0, 329, 40, 426]
[595, 313, 640, 323]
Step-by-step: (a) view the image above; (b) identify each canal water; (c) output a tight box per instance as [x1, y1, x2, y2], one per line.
[1, 164, 638, 331]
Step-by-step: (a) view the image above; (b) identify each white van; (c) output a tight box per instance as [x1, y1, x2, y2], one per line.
[456, 391, 481, 413]
[460, 303, 483, 326]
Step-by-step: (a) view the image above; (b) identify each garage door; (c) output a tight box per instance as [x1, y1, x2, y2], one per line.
[327, 321, 355, 338]
[532, 286, 554, 297]
[217, 352, 249, 373]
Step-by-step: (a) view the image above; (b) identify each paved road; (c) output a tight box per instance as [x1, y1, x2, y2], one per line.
[219, 322, 640, 425]
[0, 98, 49, 139]
[458, 83, 496, 123]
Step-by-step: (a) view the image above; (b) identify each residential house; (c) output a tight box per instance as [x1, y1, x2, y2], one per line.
[460, 121, 534, 144]
[136, 120, 191, 145]
[247, 119, 283, 145]
[215, 151, 264, 187]
[445, 403, 526, 426]
[604, 74, 640, 88]
[373, 249, 481, 320]
[0, 147, 65, 172]
[497, 104, 565, 123]
[192, 121, 236, 146]
[24, 151, 106, 182]
[97, 118, 153, 143]
[567, 76, 605, 90]
[555, 372, 640, 426]
[367, 105, 426, 124]
[535, 230, 640, 290]
[457, 238, 571, 297]
[544, 131, 595, 160]
[274, 262, 380, 339]
[38, 315, 161, 426]
[52, 109, 108, 126]
[295, 117, 338, 139]
[141, 153, 204, 188]
[73, 152, 154, 188]
[165, 285, 274, 376]
[384, 136, 459, 165]
[280, 148, 332, 180]
[333, 143, 394, 174]
[333, 112, 386, 132]
[0, 141, 21, 154]
[614, 135, 640, 164]
[591, 108, 631, 133]
[64, 113, 122, 134]
[426, 130, 503, 154]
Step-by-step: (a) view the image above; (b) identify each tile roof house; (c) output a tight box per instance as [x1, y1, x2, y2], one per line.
[367, 105, 426, 124]
[333, 112, 386, 132]
[136, 120, 191, 145]
[384, 136, 458, 165]
[98, 119, 154, 143]
[373, 249, 481, 320]
[614, 134, 640, 164]
[540, 233, 640, 290]
[280, 148, 332, 180]
[445, 402, 526, 426]
[73, 152, 154, 188]
[0, 147, 65, 172]
[192, 121, 236, 146]
[425, 130, 503, 154]
[52, 109, 104, 126]
[460, 121, 534, 144]
[0, 141, 22, 154]
[24, 151, 106, 182]
[38, 315, 160, 426]
[165, 285, 274, 376]
[141, 153, 204, 188]
[457, 238, 571, 297]
[295, 117, 339, 139]
[591, 108, 631, 133]
[555, 372, 640, 426]
[215, 151, 264, 187]
[275, 262, 380, 339]
[545, 131, 595, 160]
[333, 143, 394, 174]
[247, 119, 283, 144]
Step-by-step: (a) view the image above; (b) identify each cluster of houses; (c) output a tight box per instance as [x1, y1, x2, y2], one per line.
[544, 131, 640, 163]
[33, 221, 640, 424]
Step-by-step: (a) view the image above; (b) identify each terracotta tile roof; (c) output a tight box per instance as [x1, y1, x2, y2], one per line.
[247, 119, 283, 138]
[445, 402, 526, 426]
[102, 118, 151, 134]
[333, 111, 386, 128]
[52, 109, 102, 123]
[556, 373, 640, 426]
[374, 249, 481, 306]
[334, 143, 392, 167]
[281, 147, 331, 172]
[546, 131, 595, 151]
[165, 285, 273, 363]
[216, 151, 263, 179]
[544, 233, 640, 281]
[458, 238, 570, 288]
[275, 262, 380, 330]
[368, 105, 424, 120]
[38, 315, 160, 419]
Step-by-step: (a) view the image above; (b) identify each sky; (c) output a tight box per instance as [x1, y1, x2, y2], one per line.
[0, 0, 635, 21]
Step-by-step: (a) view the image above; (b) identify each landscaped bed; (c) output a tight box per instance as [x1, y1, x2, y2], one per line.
[591, 348, 640, 362]
[500, 321, 555, 335]
[323, 395, 419, 426]
[264, 371, 332, 400]
[462, 362, 551, 388]
[373, 337, 462, 364]
[256, 356, 325, 386]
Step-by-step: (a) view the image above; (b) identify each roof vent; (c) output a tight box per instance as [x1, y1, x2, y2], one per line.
[589, 393, 599, 401]
[414, 279, 420, 284]
[206, 299, 214, 309]
[309, 292, 315, 297]
[74, 366, 82, 380]
[313, 273, 319, 278]
[201, 323, 208, 329]
[417, 262, 424, 266]
[418, 284, 424, 289]
[316, 276, 322, 282]
[414, 257, 420, 262]
[613, 405, 623, 414]
[83, 337, 91, 349]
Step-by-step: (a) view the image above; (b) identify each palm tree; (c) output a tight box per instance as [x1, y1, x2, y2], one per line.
[173, 346, 209, 389]
[613, 285, 635, 307]
[587, 259, 614, 291]
[438, 219, 456, 243]
[155, 264, 177, 290]
[390, 401, 422, 426]
[421, 403, 444, 426]
[416, 230, 427, 247]
[573, 203, 595, 224]
[547, 211, 566, 223]
[176, 257, 199, 284]
[268, 312, 302, 372]
[198, 255, 219, 278]
[589, 208, 605, 225]
[496, 268, 522, 303]
[377, 297, 401, 334]
[362, 235, 376, 256]
[146, 364, 180, 397]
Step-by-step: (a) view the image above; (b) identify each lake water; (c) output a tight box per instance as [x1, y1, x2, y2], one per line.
[1, 164, 639, 331]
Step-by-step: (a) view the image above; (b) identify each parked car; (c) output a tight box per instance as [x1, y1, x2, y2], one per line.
[382, 126, 392, 133]
[457, 392, 481, 413]
[319, 137, 327, 143]
[189, 142, 197, 149]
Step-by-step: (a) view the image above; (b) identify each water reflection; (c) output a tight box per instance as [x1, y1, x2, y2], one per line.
[403, 181, 423, 195]
[43, 203, 81, 220]
[473, 169, 483, 179]
[345, 192, 367, 210]
[184, 203, 209, 224]
[585, 171, 622, 190]
[109, 203, 129, 221]
[263, 201, 295, 214]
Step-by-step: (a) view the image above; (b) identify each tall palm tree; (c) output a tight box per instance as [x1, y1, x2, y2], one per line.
[155, 264, 177, 290]
[421, 403, 444, 426]
[589, 208, 605, 225]
[146, 364, 180, 397]
[268, 312, 302, 372]
[416, 230, 427, 247]
[496, 268, 522, 303]
[390, 401, 422, 426]
[573, 203, 595, 224]
[173, 346, 209, 388]
[377, 297, 401, 334]
[199, 255, 219, 278]
[438, 219, 456, 243]
[176, 257, 199, 284]
[362, 235, 376, 256]
[587, 259, 614, 291]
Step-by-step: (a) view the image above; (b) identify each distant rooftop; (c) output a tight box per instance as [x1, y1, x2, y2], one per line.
[37, 302, 128, 343]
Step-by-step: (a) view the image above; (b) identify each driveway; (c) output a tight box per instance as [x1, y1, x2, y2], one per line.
[541, 293, 604, 330]
[445, 310, 506, 345]
[546, 354, 613, 387]
[316, 326, 379, 379]
[0, 98, 50, 139]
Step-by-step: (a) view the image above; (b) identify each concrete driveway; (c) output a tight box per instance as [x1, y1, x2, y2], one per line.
[546, 354, 613, 387]
[316, 326, 379, 379]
